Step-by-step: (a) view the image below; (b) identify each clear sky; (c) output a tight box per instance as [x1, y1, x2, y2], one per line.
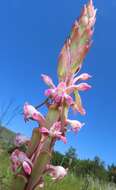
[0, 0, 116, 166]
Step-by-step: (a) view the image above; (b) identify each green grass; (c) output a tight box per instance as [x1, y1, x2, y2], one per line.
[0, 126, 15, 144]
[42, 174, 116, 190]
[0, 150, 13, 190]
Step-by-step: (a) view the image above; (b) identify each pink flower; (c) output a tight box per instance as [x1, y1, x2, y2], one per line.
[39, 122, 67, 144]
[66, 83, 91, 94]
[67, 119, 85, 132]
[45, 89, 56, 97]
[44, 73, 91, 117]
[47, 164, 68, 181]
[64, 94, 74, 106]
[76, 83, 92, 91]
[14, 133, 29, 147]
[11, 149, 32, 175]
[41, 74, 56, 88]
[23, 103, 45, 125]
[45, 82, 66, 100]
[73, 73, 92, 84]
[45, 82, 73, 106]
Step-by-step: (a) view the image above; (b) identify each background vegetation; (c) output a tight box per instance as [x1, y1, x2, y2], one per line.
[0, 125, 116, 190]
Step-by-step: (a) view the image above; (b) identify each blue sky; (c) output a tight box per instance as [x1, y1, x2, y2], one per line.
[0, 0, 116, 166]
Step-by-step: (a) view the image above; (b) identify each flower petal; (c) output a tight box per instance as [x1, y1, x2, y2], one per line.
[76, 83, 92, 91]
[22, 161, 32, 175]
[59, 135, 67, 144]
[47, 165, 68, 181]
[23, 103, 45, 125]
[54, 95, 62, 103]
[41, 74, 55, 88]
[73, 73, 92, 84]
[33, 112, 46, 126]
[67, 119, 85, 132]
[50, 122, 62, 132]
[66, 83, 91, 94]
[39, 127, 49, 135]
[64, 94, 74, 106]
[44, 89, 56, 97]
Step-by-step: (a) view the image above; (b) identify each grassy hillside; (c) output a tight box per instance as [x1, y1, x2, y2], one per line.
[0, 126, 15, 144]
